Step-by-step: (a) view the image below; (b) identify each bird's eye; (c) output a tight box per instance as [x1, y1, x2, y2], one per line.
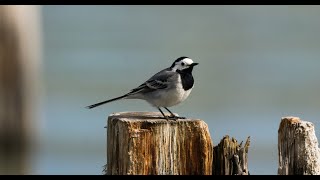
[181, 62, 185, 66]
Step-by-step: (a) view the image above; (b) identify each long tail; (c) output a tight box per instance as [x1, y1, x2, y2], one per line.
[86, 94, 128, 109]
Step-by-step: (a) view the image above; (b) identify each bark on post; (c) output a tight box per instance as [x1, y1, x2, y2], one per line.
[278, 116, 320, 175]
[212, 135, 250, 175]
[105, 111, 213, 175]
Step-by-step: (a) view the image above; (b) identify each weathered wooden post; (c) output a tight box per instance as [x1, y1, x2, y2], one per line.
[0, 5, 42, 174]
[212, 135, 250, 175]
[278, 116, 320, 175]
[104, 111, 213, 175]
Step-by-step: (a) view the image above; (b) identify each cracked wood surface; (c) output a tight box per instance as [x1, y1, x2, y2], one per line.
[278, 116, 320, 175]
[105, 111, 213, 175]
[212, 135, 250, 175]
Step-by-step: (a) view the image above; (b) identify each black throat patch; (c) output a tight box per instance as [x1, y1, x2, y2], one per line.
[177, 67, 194, 91]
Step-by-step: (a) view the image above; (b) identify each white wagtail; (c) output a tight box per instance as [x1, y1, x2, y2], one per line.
[86, 56, 199, 120]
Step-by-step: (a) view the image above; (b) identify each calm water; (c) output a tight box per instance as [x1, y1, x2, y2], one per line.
[33, 5, 320, 175]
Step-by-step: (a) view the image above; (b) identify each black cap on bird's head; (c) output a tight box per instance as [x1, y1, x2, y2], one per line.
[170, 56, 199, 71]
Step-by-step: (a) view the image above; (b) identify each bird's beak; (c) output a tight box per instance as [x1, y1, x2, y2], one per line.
[191, 63, 199, 66]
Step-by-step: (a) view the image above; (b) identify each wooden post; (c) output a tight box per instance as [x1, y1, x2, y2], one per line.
[278, 116, 320, 175]
[0, 5, 41, 174]
[212, 135, 250, 175]
[105, 111, 213, 175]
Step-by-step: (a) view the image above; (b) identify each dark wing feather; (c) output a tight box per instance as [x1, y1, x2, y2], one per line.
[146, 79, 168, 89]
[127, 68, 175, 96]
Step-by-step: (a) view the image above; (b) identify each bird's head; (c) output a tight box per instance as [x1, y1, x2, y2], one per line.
[170, 56, 199, 72]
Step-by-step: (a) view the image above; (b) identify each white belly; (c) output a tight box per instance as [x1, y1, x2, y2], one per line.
[145, 77, 193, 107]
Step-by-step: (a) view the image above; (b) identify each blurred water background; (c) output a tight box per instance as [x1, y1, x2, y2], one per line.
[25, 5, 320, 174]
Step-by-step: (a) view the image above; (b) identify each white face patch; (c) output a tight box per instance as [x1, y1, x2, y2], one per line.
[172, 58, 194, 71]
[181, 58, 194, 66]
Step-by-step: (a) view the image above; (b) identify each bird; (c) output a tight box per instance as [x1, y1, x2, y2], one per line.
[86, 56, 199, 120]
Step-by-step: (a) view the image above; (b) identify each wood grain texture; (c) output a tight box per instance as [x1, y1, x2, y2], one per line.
[212, 135, 250, 175]
[105, 111, 213, 175]
[278, 116, 320, 175]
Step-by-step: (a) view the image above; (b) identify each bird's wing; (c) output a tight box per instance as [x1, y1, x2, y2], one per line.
[128, 68, 175, 95]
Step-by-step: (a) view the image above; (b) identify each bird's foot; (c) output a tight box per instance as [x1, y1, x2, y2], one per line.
[163, 116, 170, 121]
[167, 115, 186, 121]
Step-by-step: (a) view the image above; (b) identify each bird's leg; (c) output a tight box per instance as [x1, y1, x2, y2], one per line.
[164, 107, 176, 118]
[164, 107, 186, 120]
[158, 107, 169, 120]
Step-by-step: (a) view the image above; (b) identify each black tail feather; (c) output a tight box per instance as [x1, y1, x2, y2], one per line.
[86, 94, 127, 109]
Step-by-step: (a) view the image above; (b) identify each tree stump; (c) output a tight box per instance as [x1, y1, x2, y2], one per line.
[212, 135, 250, 175]
[278, 116, 320, 175]
[105, 111, 213, 175]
